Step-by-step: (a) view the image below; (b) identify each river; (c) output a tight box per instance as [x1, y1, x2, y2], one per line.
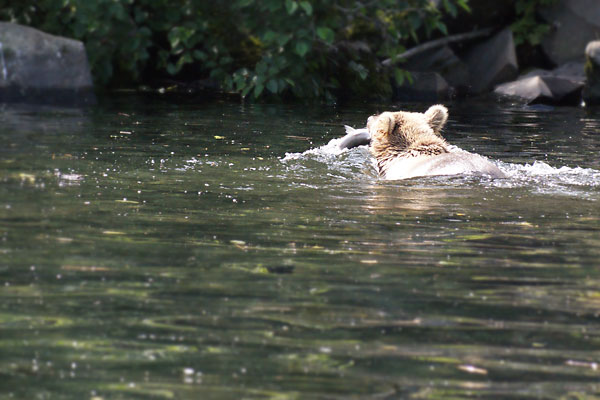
[1, 94, 600, 399]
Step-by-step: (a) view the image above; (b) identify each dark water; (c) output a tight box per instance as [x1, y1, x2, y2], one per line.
[1, 95, 600, 399]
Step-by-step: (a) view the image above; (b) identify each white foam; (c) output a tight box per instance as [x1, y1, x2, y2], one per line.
[497, 160, 600, 187]
[282, 136, 348, 161]
[281, 138, 600, 197]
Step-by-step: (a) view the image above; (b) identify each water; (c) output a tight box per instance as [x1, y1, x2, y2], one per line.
[1, 94, 600, 399]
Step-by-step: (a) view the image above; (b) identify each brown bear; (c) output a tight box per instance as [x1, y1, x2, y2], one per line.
[367, 105, 505, 180]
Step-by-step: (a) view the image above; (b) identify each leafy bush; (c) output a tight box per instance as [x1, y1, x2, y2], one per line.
[511, 0, 556, 46]
[0, 0, 469, 100]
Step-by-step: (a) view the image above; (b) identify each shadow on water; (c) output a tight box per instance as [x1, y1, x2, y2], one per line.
[1, 94, 600, 399]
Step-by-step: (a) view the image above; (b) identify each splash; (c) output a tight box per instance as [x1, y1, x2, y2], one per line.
[281, 135, 374, 182]
[282, 136, 351, 161]
[281, 139, 600, 197]
[493, 160, 600, 196]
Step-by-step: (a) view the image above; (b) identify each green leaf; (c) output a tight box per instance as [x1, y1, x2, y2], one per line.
[256, 61, 268, 75]
[219, 56, 233, 66]
[193, 50, 206, 60]
[168, 26, 194, 50]
[316, 27, 335, 44]
[254, 83, 264, 97]
[299, 1, 313, 15]
[277, 78, 287, 91]
[268, 64, 280, 76]
[442, 0, 457, 17]
[394, 68, 405, 86]
[277, 33, 293, 46]
[241, 85, 253, 98]
[285, 0, 298, 15]
[168, 30, 181, 49]
[456, 0, 471, 13]
[263, 30, 277, 43]
[295, 41, 311, 57]
[408, 13, 422, 31]
[233, 74, 246, 91]
[437, 21, 448, 35]
[266, 79, 278, 93]
[349, 61, 368, 80]
[166, 62, 178, 75]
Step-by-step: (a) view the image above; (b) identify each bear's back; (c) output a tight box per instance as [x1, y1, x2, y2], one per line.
[381, 150, 505, 180]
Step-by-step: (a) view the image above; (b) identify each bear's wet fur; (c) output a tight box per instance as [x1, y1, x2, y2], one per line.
[367, 105, 505, 180]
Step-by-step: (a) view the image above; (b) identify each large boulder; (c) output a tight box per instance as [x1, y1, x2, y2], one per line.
[464, 27, 518, 94]
[494, 76, 583, 105]
[402, 45, 470, 94]
[0, 22, 95, 105]
[583, 41, 600, 105]
[540, 0, 600, 65]
[494, 61, 585, 105]
[393, 72, 450, 101]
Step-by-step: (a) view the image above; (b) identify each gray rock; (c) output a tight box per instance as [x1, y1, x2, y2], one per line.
[402, 46, 470, 92]
[494, 75, 583, 105]
[495, 61, 586, 105]
[553, 61, 587, 81]
[540, 0, 600, 65]
[464, 27, 518, 94]
[583, 41, 600, 105]
[0, 22, 95, 105]
[521, 61, 586, 83]
[393, 72, 450, 101]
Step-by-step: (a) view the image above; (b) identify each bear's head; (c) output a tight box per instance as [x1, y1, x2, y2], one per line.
[367, 105, 450, 167]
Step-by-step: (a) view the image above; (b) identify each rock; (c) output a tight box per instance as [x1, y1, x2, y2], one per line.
[494, 75, 583, 105]
[540, 0, 600, 65]
[520, 61, 585, 81]
[583, 41, 600, 105]
[549, 61, 586, 82]
[402, 46, 470, 94]
[0, 22, 95, 105]
[393, 72, 450, 101]
[464, 28, 518, 94]
[494, 61, 585, 105]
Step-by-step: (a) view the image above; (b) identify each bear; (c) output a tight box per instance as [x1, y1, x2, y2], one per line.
[367, 105, 505, 180]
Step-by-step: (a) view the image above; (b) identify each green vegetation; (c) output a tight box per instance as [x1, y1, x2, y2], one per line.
[0, 0, 469, 101]
[511, 0, 556, 46]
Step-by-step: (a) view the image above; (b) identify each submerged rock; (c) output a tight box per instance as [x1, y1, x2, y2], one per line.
[583, 41, 600, 105]
[0, 22, 95, 105]
[464, 27, 518, 94]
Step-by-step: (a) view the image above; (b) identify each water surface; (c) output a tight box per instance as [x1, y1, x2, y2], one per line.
[1, 95, 600, 399]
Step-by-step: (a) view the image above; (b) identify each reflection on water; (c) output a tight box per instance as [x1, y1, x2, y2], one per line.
[1, 95, 600, 399]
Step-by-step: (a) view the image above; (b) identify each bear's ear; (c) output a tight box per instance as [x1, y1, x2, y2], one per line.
[371, 112, 394, 137]
[425, 105, 448, 133]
